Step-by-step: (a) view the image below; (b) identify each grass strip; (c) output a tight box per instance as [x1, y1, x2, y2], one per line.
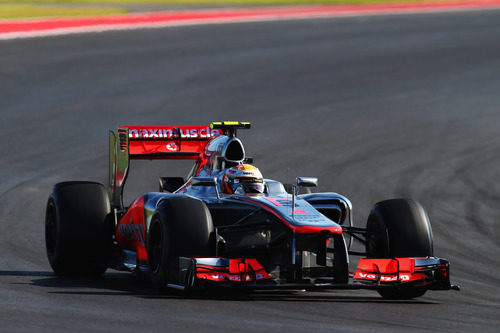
[0, 4, 126, 19]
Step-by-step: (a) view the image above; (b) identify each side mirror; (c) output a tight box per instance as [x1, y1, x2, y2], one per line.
[294, 177, 318, 196]
[191, 177, 217, 187]
[297, 177, 318, 188]
[291, 177, 319, 213]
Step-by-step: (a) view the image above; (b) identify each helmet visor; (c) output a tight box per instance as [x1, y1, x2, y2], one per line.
[234, 178, 265, 194]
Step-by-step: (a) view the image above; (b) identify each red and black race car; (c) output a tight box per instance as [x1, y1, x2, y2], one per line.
[45, 121, 458, 299]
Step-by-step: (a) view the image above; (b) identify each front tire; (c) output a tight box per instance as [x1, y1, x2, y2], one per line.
[45, 181, 113, 275]
[365, 199, 433, 299]
[148, 196, 215, 291]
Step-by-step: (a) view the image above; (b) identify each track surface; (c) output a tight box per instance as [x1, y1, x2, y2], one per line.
[1, 9, 500, 332]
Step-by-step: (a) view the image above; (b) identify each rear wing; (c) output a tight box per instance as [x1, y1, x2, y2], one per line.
[123, 126, 223, 159]
[109, 125, 223, 208]
[108, 122, 250, 209]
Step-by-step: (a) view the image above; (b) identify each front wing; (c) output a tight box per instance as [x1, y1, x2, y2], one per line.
[167, 256, 454, 292]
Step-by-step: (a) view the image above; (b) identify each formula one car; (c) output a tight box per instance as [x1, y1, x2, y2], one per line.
[45, 121, 458, 299]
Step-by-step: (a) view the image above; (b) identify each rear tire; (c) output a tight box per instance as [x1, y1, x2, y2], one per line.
[45, 181, 113, 275]
[148, 196, 215, 291]
[365, 199, 433, 299]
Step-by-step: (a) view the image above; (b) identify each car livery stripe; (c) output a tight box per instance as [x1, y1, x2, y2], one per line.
[2, 2, 500, 40]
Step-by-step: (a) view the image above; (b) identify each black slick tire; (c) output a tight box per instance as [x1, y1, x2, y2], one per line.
[148, 196, 215, 291]
[45, 181, 113, 275]
[365, 198, 433, 299]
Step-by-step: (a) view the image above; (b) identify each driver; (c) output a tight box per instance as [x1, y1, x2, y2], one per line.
[221, 164, 265, 195]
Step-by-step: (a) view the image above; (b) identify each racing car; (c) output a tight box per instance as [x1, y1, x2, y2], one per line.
[45, 121, 458, 299]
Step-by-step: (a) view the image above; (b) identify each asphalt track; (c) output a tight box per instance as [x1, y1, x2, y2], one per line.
[1, 8, 500, 333]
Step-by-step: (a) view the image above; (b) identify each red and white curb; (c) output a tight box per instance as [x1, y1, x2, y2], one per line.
[1, 1, 500, 40]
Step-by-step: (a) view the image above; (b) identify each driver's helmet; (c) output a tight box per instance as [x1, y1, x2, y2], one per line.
[221, 164, 265, 194]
